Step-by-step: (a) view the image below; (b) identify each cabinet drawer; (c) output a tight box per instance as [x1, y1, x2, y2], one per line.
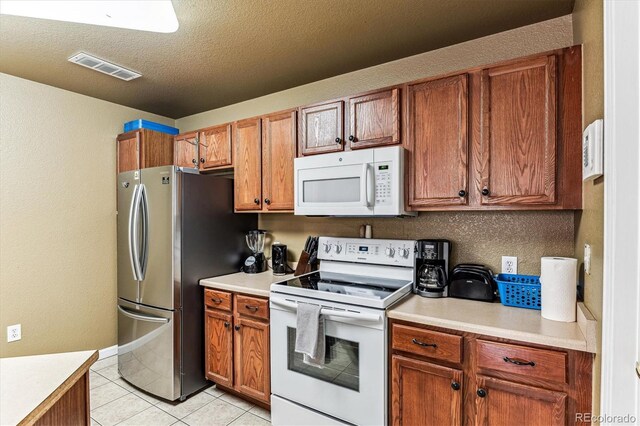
[235, 295, 269, 321]
[204, 289, 232, 311]
[476, 340, 567, 384]
[392, 324, 463, 363]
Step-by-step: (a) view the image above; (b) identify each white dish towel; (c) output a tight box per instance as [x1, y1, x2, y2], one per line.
[294, 302, 325, 367]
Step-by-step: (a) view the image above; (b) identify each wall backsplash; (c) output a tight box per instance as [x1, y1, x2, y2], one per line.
[259, 211, 575, 275]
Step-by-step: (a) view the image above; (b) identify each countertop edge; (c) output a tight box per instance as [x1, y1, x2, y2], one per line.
[18, 350, 98, 426]
[387, 311, 591, 353]
[199, 280, 270, 298]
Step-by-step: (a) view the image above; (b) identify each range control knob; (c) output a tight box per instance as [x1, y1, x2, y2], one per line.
[385, 247, 395, 257]
[334, 244, 343, 254]
[398, 247, 411, 258]
[323, 243, 332, 253]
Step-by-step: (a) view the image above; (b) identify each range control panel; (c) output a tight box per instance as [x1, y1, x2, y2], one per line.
[318, 237, 416, 267]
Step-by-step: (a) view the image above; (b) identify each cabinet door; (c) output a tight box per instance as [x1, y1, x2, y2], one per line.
[407, 75, 468, 207]
[117, 132, 140, 173]
[174, 132, 199, 169]
[391, 355, 463, 426]
[205, 309, 233, 388]
[348, 88, 400, 149]
[262, 110, 296, 211]
[479, 55, 557, 205]
[299, 100, 344, 155]
[234, 118, 262, 211]
[199, 124, 232, 170]
[475, 375, 566, 426]
[234, 317, 270, 403]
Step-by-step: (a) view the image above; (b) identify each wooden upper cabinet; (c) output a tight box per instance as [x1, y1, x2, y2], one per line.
[407, 75, 469, 207]
[234, 316, 270, 403]
[475, 375, 567, 426]
[174, 132, 199, 169]
[199, 124, 232, 170]
[234, 118, 262, 211]
[262, 110, 296, 211]
[117, 132, 140, 173]
[117, 129, 174, 173]
[479, 55, 558, 206]
[299, 100, 344, 156]
[205, 309, 234, 388]
[391, 355, 463, 426]
[348, 87, 400, 149]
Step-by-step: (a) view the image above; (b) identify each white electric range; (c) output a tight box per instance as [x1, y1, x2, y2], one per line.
[269, 237, 416, 426]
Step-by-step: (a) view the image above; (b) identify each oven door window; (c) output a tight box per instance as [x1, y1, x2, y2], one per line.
[286, 327, 359, 391]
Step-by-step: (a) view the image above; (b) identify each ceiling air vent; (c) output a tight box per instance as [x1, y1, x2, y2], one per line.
[68, 52, 141, 81]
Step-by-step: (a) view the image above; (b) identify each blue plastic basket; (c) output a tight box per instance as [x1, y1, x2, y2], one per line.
[124, 119, 179, 135]
[496, 273, 541, 310]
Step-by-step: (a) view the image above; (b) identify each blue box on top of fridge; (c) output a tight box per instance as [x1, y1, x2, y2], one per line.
[124, 119, 179, 135]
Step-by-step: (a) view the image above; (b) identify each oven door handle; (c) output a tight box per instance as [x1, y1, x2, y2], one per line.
[271, 298, 381, 322]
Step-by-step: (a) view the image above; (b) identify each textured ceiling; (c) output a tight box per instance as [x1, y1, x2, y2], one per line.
[0, 0, 574, 119]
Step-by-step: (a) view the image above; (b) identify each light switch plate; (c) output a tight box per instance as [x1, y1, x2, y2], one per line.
[584, 243, 592, 275]
[583, 119, 604, 181]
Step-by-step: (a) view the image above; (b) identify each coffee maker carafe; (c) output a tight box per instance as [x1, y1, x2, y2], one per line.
[415, 240, 451, 298]
[243, 230, 267, 274]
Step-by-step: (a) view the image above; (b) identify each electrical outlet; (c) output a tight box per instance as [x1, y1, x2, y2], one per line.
[7, 324, 21, 342]
[501, 256, 518, 274]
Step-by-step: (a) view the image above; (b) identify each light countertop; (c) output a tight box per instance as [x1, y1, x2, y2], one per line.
[388, 295, 597, 353]
[0, 349, 98, 425]
[200, 270, 294, 297]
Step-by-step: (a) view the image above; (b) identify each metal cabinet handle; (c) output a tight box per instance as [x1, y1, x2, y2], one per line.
[200, 158, 205, 163]
[234, 325, 241, 331]
[335, 137, 342, 144]
[224, 321, 230, 328]
[245, 305, 259, 312]
[264, 198, 271, 205]
[192, 158, 197, 164]
[503, 356, 536, 367]
[253, 198, 260, 205]
[477, 388, 487, 398]
[458, 190, 466, 197]
[451, 382, 461, 391]
[210, 297, 222, 304]
[481, 187, 490, 196]
[348, 135, 355, 142]
[412, 338, 437, 348]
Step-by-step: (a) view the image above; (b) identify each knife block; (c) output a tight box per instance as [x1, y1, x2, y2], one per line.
[294, 251, 317, 276]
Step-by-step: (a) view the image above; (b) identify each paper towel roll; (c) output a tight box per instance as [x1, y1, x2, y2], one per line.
[540, 257, 578, 322]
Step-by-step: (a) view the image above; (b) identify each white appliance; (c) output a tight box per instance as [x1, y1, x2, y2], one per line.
[270, 237, 416, 425]
[294, 146, 415, 216]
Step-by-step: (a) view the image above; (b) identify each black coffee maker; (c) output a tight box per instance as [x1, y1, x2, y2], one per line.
[414, 239, 451, 298]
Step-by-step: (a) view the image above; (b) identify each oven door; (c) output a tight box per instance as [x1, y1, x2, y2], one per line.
[270, 295, 386, 426]
[294, 149, 375, 216]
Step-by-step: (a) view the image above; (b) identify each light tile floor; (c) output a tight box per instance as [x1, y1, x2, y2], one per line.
[90, 356, 271, 426]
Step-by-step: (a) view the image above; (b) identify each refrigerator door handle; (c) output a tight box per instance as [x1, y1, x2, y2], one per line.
[117, 306, 170, 323]
[138, 184, 149, 281]
[128, 184, 141, 281]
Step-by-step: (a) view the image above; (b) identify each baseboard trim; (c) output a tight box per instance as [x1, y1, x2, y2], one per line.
[99, 345, 117, 359]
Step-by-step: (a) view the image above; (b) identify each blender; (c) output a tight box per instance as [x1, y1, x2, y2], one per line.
[243, 230, 267, 273]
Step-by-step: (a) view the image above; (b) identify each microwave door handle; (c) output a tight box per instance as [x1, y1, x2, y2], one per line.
[366, 164, 374, 207]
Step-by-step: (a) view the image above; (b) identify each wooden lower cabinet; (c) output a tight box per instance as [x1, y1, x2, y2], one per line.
[475, 375, 567, 426]
[204, 289, 270, 406]
[391, 355, 463, 426]
[205, 310, 233, 388]
[234, 316, 270, 402]
[390, 320, 592, 426]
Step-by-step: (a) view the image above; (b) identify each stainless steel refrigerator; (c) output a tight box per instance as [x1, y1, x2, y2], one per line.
[116, 166, 256, 401]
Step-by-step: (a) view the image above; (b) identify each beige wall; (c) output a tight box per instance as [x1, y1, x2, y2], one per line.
[0, 73, 173, 357]
[572, 0, 604, 415]
[176, 15, 573, 131]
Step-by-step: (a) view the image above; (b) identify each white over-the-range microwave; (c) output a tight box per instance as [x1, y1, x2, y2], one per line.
[294, 145, 415, 216]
